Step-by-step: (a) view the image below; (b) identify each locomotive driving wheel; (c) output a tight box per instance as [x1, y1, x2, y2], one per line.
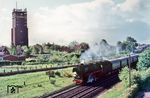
[87, 74, 96, 83]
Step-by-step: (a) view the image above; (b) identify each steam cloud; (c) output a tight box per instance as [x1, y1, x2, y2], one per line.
[80, 41, 117, 63]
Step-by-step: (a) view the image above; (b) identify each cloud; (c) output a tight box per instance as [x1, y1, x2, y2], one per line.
[0, 8, 11, 46]
[29, 0, 116, 45]
[0, 0, 150, 46]
[118, 0, 142, 12]
[29, 0, 150, 45]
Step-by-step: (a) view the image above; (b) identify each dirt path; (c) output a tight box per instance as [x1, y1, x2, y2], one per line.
[136, 88, 150, 98]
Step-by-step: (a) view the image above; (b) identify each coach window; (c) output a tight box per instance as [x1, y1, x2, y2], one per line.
[93, 64, 98, 70]
[84, 66, 88, 73]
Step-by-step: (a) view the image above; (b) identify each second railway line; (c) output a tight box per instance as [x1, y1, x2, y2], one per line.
[44, 74, 119, 98]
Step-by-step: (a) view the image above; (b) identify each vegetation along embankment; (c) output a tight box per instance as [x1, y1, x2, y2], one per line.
[100, 48, 150, 98]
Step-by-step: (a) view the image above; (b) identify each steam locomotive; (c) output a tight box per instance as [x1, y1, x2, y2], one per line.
[72, 54, 139, 84]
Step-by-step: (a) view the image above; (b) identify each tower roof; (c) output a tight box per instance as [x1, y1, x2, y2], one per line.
[13, 8, 27, 12]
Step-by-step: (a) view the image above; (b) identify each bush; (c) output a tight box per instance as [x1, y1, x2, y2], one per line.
[137, 48, 150, 70]
[124, 84, 139, 98]
[37, 84, 42, 87]
[46, 71, 55, 78]
[119, 67, 150, 98]
[119, 67, 141, 87]
[70, 55, 79, 64]
[55, 71, 61, 77]
[131, 70, 141, 86]
[50, 79, 56, 85]
[138, 68, 150, 89]
[119, 67, 130, 87]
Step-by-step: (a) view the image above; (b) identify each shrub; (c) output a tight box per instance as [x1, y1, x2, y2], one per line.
[119, 67, 129, 87]
[138, 68, 150, 89]
[131, 70, 141, 86]
[37, 84, 42, 87]
[119, 67, 141, 87]
[137, 48, 150, 70]
[46, 71, 55, 78]
[55, 71, 61, 77]
[70, 55, 79, 64]
[124, 84, 139, 98]
[50, 79, 56, 85]
[119, 67, 150, 98]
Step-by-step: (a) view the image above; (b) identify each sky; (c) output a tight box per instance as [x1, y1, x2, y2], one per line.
[0, 0, 150, 46]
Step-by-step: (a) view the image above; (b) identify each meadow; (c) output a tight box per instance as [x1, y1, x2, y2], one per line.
[0, 68, 73, 98]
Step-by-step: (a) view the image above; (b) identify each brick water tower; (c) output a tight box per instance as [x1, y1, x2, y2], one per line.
[11, 8, 28, 46]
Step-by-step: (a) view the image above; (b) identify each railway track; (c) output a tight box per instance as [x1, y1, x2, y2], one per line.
[45, 74, 119, 98]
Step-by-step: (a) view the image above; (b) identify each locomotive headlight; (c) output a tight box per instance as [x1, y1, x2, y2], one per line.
[73, 72, 77, 77]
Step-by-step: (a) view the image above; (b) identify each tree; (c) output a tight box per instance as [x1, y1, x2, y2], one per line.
[118, 36, 138, 52]
[126, 37, 138, 51]
[11, 46, 17, 55]
[42, 43, 51, 53]
[79, 42, 89, 52]
[21, 46, 32, 57]
[69, 41, 79, 49]
[70, 55, 79, 64]
[126, 36, 137, 44]
[31, 44, 44, 54]
[117, 41, 123, 51]
[100, 39, 108, 45]
[37, 54, 50, 63]
[31, 46, 38, 54]
[137, 48, 150, 70]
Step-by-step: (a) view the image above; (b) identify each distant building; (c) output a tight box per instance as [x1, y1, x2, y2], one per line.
[0, 46, 10, 56]
[11, 8, 28, 46]
[3, 55, 25, 62]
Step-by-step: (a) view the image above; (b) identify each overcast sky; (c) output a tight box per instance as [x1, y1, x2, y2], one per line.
[0, 0, 150, 46]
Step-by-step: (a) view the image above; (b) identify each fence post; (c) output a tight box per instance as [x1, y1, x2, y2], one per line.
[17, 67, 19, 72]
[17, 86, 19, 93]
[24, 81, 26, 86]
[7, 85, 9, 93]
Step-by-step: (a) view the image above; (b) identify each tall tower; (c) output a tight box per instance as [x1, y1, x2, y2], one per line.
[11, 8, 28, 46]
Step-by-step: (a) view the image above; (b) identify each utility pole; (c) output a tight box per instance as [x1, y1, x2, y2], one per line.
[128, 54, 131, 87]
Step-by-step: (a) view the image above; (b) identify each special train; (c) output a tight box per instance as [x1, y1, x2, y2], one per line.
[72, 54, 139, 84]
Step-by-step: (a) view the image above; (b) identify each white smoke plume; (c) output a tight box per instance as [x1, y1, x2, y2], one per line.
[80, 40, 117, 63]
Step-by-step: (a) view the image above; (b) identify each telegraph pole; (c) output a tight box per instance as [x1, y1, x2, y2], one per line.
[128, 54, 131, 87]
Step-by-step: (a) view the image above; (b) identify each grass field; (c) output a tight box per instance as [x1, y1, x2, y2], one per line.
[0, 68, 73, 98]
[100, 82, 126, 98]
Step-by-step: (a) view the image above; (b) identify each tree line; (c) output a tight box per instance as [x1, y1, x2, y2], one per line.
[9, 42, 89, 57]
